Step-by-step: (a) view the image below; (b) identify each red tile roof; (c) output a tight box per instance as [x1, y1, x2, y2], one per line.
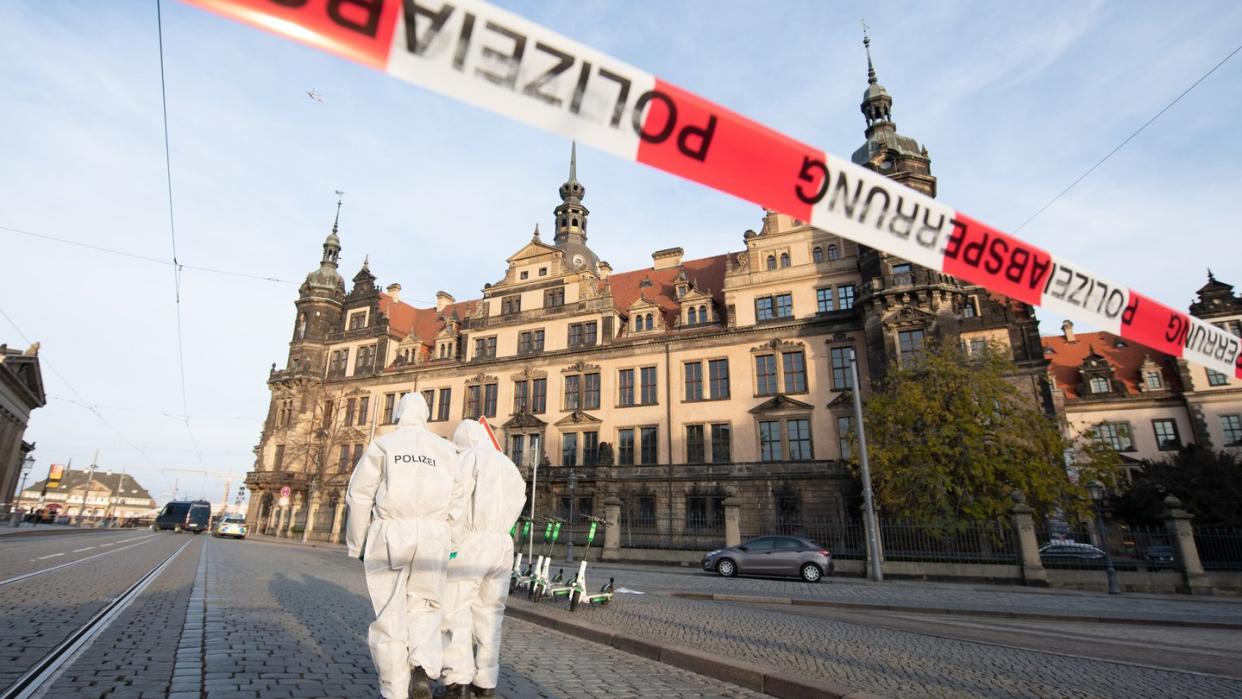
[606, 254, 729, 328]
[379, 295, 477, 344]
[1041, 331, 1180, 399]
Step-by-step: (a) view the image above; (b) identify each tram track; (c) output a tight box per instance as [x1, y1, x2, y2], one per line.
[0, 536, 157, 587]
[0, 537, 196, 699]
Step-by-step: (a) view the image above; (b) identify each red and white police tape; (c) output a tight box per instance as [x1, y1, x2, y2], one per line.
[185, 0, 1241, 379]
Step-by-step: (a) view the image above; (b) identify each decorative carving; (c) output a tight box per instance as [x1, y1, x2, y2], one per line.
[561, 360, 600, 374]
[749, 394, 815, 414]
[750, 338, 803, 353]
[881, 305, 935, 331]
[510, 366, 548, 381]
[465, 372, 498, 386]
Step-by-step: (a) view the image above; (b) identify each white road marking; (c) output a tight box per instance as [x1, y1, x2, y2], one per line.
[98, 543, 115, 547]
[5, 535, 159, 586]
[115, 535, 148, 544]
[33, 553, 65, 561]
[72, 547, 96, 553]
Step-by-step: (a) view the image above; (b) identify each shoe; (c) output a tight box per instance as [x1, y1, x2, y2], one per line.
[450, 684, 473, 698]
[409, 667, 433, 699]
[470, 685, 495, 697]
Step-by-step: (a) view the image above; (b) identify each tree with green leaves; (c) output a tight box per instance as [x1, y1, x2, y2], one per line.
[853, 340, 1120, 526]
[1112, 447, 1242, 527]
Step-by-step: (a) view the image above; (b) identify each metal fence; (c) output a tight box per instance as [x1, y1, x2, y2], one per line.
[617, 514, 727, 551]
[1195, 527, 1242, 571]
[743, 518, 1017, 564]
[1034, 523, 1173, 571]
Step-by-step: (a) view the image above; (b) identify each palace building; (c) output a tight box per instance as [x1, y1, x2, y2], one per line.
[244, 39, 1050, 544]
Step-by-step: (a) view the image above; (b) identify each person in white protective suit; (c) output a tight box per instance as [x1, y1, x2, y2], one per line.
[440, 420, 529, 697]
[346, 392, 466, 699]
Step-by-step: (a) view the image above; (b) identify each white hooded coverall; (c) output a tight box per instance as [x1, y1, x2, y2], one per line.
[441, 420, 529, 689]
[346, 393, 465, 699]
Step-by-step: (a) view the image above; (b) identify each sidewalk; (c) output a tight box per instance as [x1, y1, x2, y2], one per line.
[0, 523, 127, 537]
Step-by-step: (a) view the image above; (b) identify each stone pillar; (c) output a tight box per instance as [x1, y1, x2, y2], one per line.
[602, 496, 621, 562]
[301, 490, 321, 543]
[277, 505, 290, 537]
[265, 504, 279, 535]
[724, 496, 741, 548]
[286, 495, 303, 538]
[1163, 496, 1210, 595]
[329, 496, 347, 544]
[1008, 490, 1048, 587]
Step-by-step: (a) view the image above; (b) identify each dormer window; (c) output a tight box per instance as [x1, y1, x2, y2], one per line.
[539, 267, 548, 276]
[827, 244, 840, 261]
[963, 298, 978, 318]
[688, 307, 697, 325]
[766, 255, 776, 270]
[812, 247, 823, 263]
[779, 253, 790, 268]
[347, 310, 367, 330]
[520, 270, 529, 280]
[1088, 376, 1111, 394]
[1144, 371, 1163, 390]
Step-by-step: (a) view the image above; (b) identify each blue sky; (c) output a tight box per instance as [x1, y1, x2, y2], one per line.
[2, 1, 1239, 507]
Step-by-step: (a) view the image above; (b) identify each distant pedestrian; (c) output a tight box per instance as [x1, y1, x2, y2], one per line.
[440, 420, 528, 697]
[346, 393, 467, 699]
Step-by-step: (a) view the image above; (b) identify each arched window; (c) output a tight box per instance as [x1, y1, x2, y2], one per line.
[812, 247, 823, 263]
[646, 313, 654, 329]
[766, 255, 776, 270]
[828, 244, 839, 261]
[780, 253, 790, 268]
[571, 217, 578, 228]
[698, 304, 707, 321]
[688, 307, 697, 325]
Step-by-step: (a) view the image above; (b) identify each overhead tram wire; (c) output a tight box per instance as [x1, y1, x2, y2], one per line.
[0, 305, 156, 469]
[1013, 42, 1242, 233]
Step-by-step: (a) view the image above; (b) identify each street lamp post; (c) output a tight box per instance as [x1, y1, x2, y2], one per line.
[526, 434, 541, 562]
[567, 469, 577, 563]
[849, 348, 884, 582]
[10, 456, 35, 526]
[1087, 480, 1121, 595]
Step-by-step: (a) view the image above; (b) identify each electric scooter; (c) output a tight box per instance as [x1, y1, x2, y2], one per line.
[566, 515, 615, 611]
[509, 519, 532, 593]
[528, 517, 563, 601]
[511, 518, 551, 594]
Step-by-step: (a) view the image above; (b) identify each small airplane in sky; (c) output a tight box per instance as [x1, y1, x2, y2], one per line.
[307, 89, 324, 102]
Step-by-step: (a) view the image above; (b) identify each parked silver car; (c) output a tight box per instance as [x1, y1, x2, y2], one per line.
[702, 536, 833, 582]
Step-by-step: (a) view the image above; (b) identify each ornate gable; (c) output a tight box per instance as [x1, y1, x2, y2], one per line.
[749, 394, 814, 414]
[882, 305, 935, 331]
[555, 410, 602, 426]
[503, 412, 547, 429]
[750, 338, 804, 354]
[561, 360, 600, 374]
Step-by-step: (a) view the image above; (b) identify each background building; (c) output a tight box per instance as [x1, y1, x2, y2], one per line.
[1043, 273, 1242, 473]
[1, 341, 44, 514]
[17, 469, 156, 521]
[244, 50, 1048, 544]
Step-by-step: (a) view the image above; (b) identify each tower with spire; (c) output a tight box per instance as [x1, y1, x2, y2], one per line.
[552, 142, 600, 273]
[288, 193, 348, 376]
[851, 26, 1045, 384]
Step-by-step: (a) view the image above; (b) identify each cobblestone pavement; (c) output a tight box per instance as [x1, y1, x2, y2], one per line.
[516, 587, 1242, 698]
[0, 530, 194, 692]
[178, 537, 763, 698]
[583, 561, 1242, 624]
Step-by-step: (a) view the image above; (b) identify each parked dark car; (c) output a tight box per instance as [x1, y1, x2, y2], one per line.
[702, 536, 833, 582]
[1038, 542, 1106, 561]
[1144, 544, 1175, 568]
[153, 500, 212, 533]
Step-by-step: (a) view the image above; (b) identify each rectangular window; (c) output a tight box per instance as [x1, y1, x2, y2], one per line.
[358, 396, 369, 425]
[583, 431, 599, 466]
[755, 296, 774, 321]
[1221, 414, 1242, 446]
[466, 385, 481, 419]
[354, 344, 377, 375]
[711, 423, 731, 463]
[348, 311, 367, 330]
[618, 428, 635, 465]
[513, 380, 529, 413]
[474, 336, 497, 360]
[544, 287, 564, 308]
[898, 329, 926, 363]
[329, 349, 349, 378]
[787, 418, 812, 460]
[562, 432, 578, 466]
[1152, 419, 1181, 451]
[583, 373, 600, 410]
[760, 420, 782, 462]
[708, 359, 730, 399]
[564, 375, 580, 410]
[1207, 369, 1229, 386]
[775, 293, 793, 318]
[338, 445, 350, 472]
[509, 434, 525, 467]
[1144, 371, 1163, 390]
[618, 369, 635, 406]
[383, 393, 396, 424]
[353, 443, 363, 468]
[273, 444, 285, 470]
[685, 362, 703, 401]
[518, 329, 545, 354]
[518, 331, 532, 354]
[837, 415, 854, 459]
[640, 367, 658, 405]
[816, 288, 834, 313]
[640, 426, 659, 464]
[686, 424, 705, 463]
[830, 347, 853, 390]
[969, 338, 987, 356]
[783, 351, 807, 393]
[1096, 422, 1134, 451]
[483, 383, 498, 418]
[501, 295, 521, 315]
[421, 390, 435, 417]
[568, 321, 598, 348]
[756, 355, 778, 396]
[436, 389, 450, 422]
[685, 495, 724, 531]
[344, 398, 356, 426]
[531, 378, 547, 413]
[837, 285, 856, 310]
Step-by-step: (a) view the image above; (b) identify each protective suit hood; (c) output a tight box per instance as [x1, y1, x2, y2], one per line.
[394, 392, 429, 428]
[453, 420, 490, 452]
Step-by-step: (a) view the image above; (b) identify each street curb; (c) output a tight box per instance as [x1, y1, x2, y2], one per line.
[504, 600, 882, 699]
[669, 592, 1242, 630]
